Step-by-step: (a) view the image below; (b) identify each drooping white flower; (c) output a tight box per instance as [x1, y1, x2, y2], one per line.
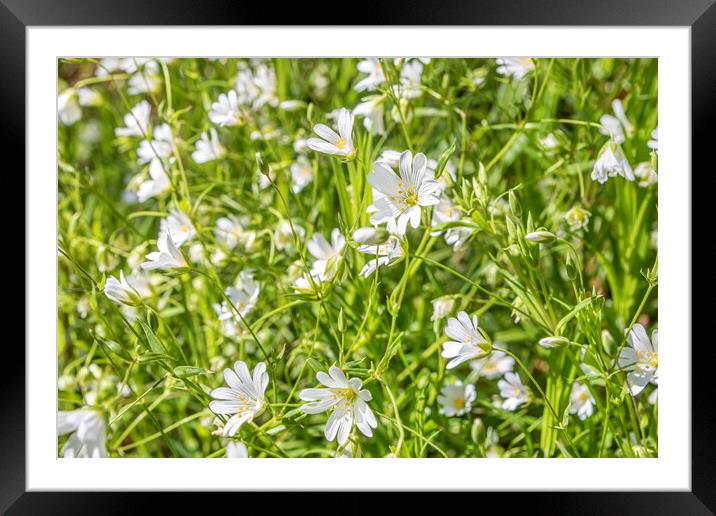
[137, 123, 174, 164]
[495, 58, 535, 80]
[58, 409, 108, 458]
[356, 219, 405, 277]
[538, 336, 569, 349]
[299, 366, 378, 446]
[354, 58, 385, 92]
[141, 229, 188, 271]
[307, 229, 346, 281]
[565, 206, 591, 230]
[367, 150, 441, 234]
[226, 441, 249, 458]
[192, 128, 226, 163]
[215, 216, 255, 250]
[498, 372, 530, 411]
[569, 382, 595, 421]
[618, 323, 658, 396]
[104, 271, 143, 306]
[470, 349, 515, 380]
[214, 270, 260, 336]
[353, 95, 386, 135]
[525, 230, 556, 243]
[431, 297, 455, 322]
[58, 89, 82, 126]
[136, 158, 171, 202]
[160, 209, 196, 247]
[441, 311, 490, 369]
[209, 361, 268, 437]
[290, 156, 314, 194]
[599, 99, 633, 144]
[209, 90, 242, 127]
[591, 142, 634, 184]
[115, 100, 152, 138]
[438, 379, 476, 417]
[634, 162, 658, 187]
[307, 108, 355, 158]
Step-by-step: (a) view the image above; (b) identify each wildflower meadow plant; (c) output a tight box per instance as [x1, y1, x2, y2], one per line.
[58, 57, 658, 458]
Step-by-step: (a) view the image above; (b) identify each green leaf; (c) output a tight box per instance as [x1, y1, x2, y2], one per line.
[138, 318, 165, 354]
[173, 366, 211, 378]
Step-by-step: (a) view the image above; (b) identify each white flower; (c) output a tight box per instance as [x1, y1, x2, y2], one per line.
[299, 366, 377, 446]
[367, 150, 441, 234]
[565, 206, 591, 230]
[498, 372, 530, 411]
[137, 158, 171, 202]
[438, 379, 476, 417]
[160, 209, 196, 246]
[141, 229, 188, 271]
[214, 271, 260, 336]
[215, 216, 255, 250]
[591, 143, 634, 184]
[58, 409, 108, 458]
[599, 99, 633, 144]
[431, 297, 455, 322]
[77, 87, 102, 107]
[393, 60, 424, 99]
[115, 100, 151, 138]
[58, 90, 81, 125]
[127, 69, 161, 95]
[226, 441, 249, 458]
[540, 133, 560, 149]
[634, 162, 658, 187]
[274, 220, 305, 251]
[355, 58, 385, 92]
[648, 126, 658, 153]
[470, 349, 515, 380]
[431, 197, 460, 233]
[356, 220, 405, 277]
[192, 128, 226, 163]
[137, 123, 174, 164]
[569, 382, 595, 421]
[280, 100, 306, 111]
[235, 64, 279, 109]
[209, 90, 242, 127]
[352, 226, 388, 245]
[307, 108, 355, 158]
[441, 311, 490, 369]
[618, 323, 658, 396]
[249, 64, 279, 109]
[308, 229, 346, 281]
[290, 156, 314, 193]
[104, 271, 143, 306]
[209, 361, 268, 437]
[496, 58, 535, 80]
[444, 225, 475, 250]
[353, 95, 386, 135]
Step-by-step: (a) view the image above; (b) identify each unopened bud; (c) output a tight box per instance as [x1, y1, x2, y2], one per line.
[538, 336, 569, 348]
[525, 230, 556, 243]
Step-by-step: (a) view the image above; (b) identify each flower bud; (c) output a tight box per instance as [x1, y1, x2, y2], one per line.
[538, 336, 569, 348]
[525, 230, 556, 243]
[352, 226, 388, 245]
[255, 152, 271, 176]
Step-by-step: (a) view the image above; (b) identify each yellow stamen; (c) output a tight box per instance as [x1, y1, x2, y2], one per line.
[335, 138, 347, 149]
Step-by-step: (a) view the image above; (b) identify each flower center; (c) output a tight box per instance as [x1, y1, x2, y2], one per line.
[180, 224, 190, 233]
[335, 138, 347, 149]
[453, 397, 466, 409]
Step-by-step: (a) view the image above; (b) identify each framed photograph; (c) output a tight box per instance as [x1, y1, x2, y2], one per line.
[4, 0, 712, 512]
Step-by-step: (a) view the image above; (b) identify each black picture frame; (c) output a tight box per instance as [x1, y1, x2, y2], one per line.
[3, 1, 711, 513]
